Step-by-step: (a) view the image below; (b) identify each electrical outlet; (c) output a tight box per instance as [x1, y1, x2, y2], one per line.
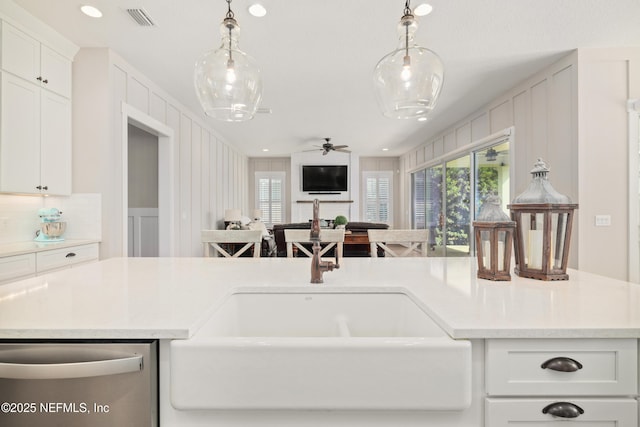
[595, 215, 611, 227]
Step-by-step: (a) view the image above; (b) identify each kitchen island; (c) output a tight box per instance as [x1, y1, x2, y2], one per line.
[0, 257, 639, 426]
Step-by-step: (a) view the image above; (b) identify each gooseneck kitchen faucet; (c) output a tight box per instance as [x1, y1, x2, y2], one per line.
[310, 199, 338, 283]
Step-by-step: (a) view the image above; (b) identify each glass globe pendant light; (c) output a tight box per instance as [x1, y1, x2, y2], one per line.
[194, 0, 262, 122]
[373, 0, 444, 120]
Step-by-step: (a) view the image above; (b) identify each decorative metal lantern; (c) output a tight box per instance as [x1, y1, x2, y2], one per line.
[473, 195, 515, 281]
[508, 159, 578, 281]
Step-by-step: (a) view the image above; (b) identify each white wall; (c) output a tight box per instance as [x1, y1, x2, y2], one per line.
[576, 48, 640, 280]
[73, 48, 248, 259]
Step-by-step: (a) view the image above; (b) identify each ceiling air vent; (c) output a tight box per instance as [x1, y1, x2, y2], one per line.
[126, 8, 156, 26]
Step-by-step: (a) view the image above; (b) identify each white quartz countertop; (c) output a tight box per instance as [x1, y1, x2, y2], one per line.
[0, 239, 100, 257]
[1, 257, 639, 340]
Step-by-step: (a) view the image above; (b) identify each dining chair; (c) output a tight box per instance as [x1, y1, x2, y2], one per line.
[367, 229, 429, 257]
[284, 229, 345, 263]
[201, 230, 262, 258]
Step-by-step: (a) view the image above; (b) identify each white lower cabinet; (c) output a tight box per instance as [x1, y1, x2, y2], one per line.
[485, 339, 638, 426]
[0, 244, 99, 284]
[0, 253, 36, 284]
[35, 243, 99, 273]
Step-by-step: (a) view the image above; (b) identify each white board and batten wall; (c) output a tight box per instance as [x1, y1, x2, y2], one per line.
[399, 47, 640, 281]
[73, 48, 248, 259]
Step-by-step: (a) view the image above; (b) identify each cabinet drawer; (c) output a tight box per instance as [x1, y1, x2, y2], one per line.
[486, 339, 637, 396]
[36, 243, 99, 273]
[486, 397, 638, 426]
[0, 253, 36, 283]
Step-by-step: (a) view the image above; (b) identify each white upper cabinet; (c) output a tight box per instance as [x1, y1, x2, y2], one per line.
[40, 88, 72, 195]
[0, 20, 73, 195]
[0, 21, 71, 98]
[0, 72, 41, 194]
[39, 45, 72, 98]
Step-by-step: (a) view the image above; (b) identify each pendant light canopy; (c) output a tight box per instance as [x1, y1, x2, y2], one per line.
[373, 1, 444, 120]
[194, 0, 262, 122]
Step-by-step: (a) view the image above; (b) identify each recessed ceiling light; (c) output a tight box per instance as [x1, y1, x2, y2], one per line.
[382, 148, 389, 152]
[414, 3, 433, 16]
[80, 5, 103, 18]
[248, 3, 267, 17]
[417, 116, 428, 122]
[262, 148, 269, 152]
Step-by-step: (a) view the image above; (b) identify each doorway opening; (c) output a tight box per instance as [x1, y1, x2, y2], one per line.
[128, 124, 159, 256]
[121, 103, 175, 257]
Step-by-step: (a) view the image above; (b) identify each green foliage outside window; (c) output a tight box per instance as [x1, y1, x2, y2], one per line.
[429, 166, 500, 247]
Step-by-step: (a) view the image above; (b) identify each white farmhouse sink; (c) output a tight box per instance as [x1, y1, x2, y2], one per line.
[170, 288, 471, 410]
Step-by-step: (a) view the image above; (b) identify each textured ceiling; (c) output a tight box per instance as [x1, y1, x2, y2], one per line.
[12, 0, 640, 157]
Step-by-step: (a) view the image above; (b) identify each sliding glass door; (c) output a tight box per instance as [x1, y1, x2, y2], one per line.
[445, 155, 471, 256]
[412, 164, 443, 255]
[410, 134, 511, 258]
[474, 141, 510, 216]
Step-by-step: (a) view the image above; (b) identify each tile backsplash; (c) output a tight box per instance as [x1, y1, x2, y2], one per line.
[0, 193, 101, 244]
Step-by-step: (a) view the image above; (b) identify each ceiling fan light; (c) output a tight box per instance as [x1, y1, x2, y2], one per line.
[194, 1, 263, 122]
[373, 4, 444, 120]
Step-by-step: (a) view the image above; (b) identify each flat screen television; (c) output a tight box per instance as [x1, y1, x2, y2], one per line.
[302, 165, 348, 192]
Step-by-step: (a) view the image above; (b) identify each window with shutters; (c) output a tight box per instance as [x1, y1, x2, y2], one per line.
[362, 171, 393, 225]
[255, 172, 286, 226]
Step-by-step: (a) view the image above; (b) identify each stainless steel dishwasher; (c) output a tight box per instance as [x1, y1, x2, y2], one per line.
[0, 340, 157, 427]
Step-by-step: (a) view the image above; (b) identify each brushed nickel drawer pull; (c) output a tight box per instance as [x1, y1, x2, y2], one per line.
[541, 357, 582, 372]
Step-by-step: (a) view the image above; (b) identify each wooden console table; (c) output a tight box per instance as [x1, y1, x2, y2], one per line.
[344, 232, 370, 256]
[344, 232, 369, 245]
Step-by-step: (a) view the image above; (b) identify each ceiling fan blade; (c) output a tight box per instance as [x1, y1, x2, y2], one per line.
[322, 150, 329, 156]
[332, 145, 349, 150]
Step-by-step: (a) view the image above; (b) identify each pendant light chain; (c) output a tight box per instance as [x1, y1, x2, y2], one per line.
[225, 0, 234, 19]
[403, 0, 412, 67]
[403, 0, 411, 16]
[225, 0, 235, 67]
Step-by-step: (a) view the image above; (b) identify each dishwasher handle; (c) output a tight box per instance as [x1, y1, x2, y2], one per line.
[0, 354, 143, 380]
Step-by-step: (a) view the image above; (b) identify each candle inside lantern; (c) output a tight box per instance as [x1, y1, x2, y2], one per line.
[528, 229, 543, 269]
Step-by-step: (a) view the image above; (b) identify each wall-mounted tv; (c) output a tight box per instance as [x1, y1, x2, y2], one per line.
[302, 165, 348, 192]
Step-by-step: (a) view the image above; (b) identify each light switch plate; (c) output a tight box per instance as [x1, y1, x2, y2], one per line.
[595, 215, 611, 226]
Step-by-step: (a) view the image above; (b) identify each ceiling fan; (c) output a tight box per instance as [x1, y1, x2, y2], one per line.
[308, 138, 350, 156]
[485, 147, 508, 162]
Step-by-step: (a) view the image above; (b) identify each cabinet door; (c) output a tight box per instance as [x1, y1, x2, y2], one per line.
[40, 45, 71, 98]
[0, 22, 40, 84]
[0, 72, 41, 194]
[0, 253, 36, 284]
[40, 89, 71, 195]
